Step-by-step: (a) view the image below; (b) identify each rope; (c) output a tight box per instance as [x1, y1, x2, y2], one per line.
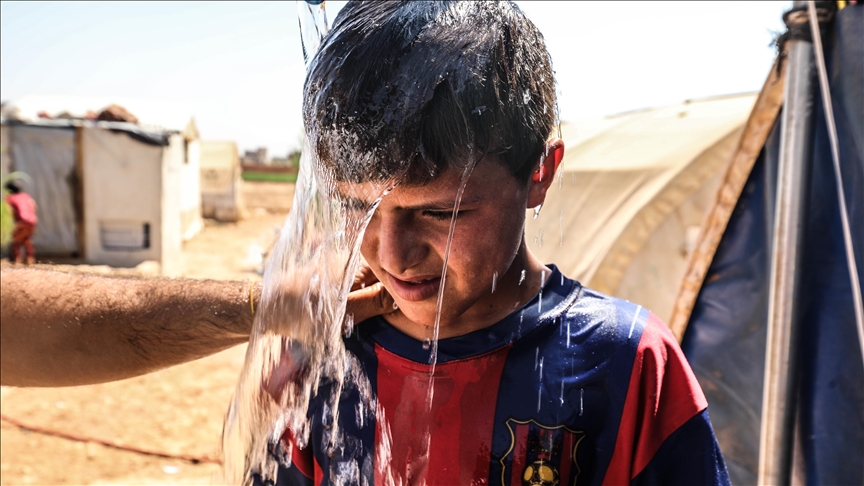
[807, 1, 864, 372]
[0, 413, 222, 465]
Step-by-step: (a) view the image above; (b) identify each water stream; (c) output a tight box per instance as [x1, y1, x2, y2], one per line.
[219, 2, 542, 483]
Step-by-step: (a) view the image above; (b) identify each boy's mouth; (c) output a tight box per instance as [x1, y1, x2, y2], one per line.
[387, 274, 442, 302]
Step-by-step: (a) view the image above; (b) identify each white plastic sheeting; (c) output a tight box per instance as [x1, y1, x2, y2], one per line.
[1, 125, 10, 180]
[8, 125, 78, 254]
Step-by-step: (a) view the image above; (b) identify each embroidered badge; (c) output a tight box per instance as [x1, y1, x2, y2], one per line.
[500, 419, 585, 486]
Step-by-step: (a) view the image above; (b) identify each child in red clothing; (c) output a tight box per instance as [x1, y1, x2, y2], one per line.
[5, 180, 38, 265]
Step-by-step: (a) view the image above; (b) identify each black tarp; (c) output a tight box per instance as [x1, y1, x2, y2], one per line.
[681, 5, 863, 485]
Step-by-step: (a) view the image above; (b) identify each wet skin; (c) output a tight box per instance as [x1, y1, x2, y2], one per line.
[342, 140, 564, 341]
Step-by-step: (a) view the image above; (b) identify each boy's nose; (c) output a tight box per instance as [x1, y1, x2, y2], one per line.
[368, 215, 428, 276]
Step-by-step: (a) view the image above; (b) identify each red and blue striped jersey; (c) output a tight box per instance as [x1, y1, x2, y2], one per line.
[264, 266, 729, 485]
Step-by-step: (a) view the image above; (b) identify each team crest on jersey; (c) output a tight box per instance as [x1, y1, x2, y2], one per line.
[500, 419, 585, 486]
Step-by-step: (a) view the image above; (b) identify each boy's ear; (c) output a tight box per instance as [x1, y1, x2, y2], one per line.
[527, 138, 564, 208]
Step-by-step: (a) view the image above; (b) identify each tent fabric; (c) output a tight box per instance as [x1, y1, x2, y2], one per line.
[8, 125, 79, 254]
[526, 94, 756, 322]
[669, 60, 787, 340]
[681, 6, 864, 485]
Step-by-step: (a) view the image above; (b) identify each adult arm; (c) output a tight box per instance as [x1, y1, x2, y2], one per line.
[0, 266, 394, 387]
[1, 267, 258, 387]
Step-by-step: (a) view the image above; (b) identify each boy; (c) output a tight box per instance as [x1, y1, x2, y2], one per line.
[4, 180, 38, 265]
[269, 2, 729, 485]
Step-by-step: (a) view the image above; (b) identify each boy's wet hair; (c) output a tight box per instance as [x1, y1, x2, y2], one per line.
[304, 1, 557, 185]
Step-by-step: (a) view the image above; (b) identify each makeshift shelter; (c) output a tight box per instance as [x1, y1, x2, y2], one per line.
[3, 95, 203, 242]
[200, 140, 246, 222]
[0, 116, 202, 275]
[672, 3, 863, 485]
[525, 93, 757, 323]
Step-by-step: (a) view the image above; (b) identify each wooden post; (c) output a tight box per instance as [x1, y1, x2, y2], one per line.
[758, 3, 816, 482]
[74, 124, 86, 261]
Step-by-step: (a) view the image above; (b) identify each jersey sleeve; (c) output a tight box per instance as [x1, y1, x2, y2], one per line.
[253, 430, 315, 486]
[602, 313, 730, 485]
[631, 409, 729, 485]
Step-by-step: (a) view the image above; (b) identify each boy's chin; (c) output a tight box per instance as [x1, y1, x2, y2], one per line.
[393, 306, 439, 329]
[392, 302, 464, 331]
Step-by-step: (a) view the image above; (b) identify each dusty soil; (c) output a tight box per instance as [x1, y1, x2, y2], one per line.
[242, 181, 295, 213]
[1, 194, 292, 485]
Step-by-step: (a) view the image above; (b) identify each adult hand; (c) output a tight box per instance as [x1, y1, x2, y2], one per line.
[345, 260, 396, 326]
[262, 260, 395, 403]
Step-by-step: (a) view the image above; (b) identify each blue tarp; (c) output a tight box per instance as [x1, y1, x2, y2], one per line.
[681, 5, 863, 485]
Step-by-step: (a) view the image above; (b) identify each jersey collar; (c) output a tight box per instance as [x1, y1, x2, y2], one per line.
[360, 265, 581, 363]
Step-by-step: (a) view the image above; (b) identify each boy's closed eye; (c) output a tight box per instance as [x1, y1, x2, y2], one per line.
[422, 210, 466, 221]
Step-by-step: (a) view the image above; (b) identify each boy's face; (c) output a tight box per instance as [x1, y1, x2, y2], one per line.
[342, 155, 543, 333]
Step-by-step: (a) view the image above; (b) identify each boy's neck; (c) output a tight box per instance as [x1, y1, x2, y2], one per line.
[382, 241, 550, 341]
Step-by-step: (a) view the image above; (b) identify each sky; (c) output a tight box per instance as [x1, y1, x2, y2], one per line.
[1, 1, 790, 157]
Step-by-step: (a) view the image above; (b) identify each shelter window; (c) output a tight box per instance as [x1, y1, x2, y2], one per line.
[100, 220, 151, 250]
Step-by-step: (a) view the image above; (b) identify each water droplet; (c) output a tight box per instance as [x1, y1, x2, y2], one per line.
[537, 358, 544, 414]
[344, 313, 355, 338]
[560, 381, 565, 405]
[534, 347, 539, 370]
[580, 388, 584, 416]
[533, 204, 542, 219]
[519, 269, 526, 285]
[558, 211, 564, 247]
[566, 321, 571, 348]
[538, 270, 545, 313]
[491, 271, 498, 293]
[423, 325, 432, 350]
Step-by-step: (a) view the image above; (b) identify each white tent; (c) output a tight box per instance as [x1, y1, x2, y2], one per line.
[200, 140, 246, 222]
[525, 93, 757, 322]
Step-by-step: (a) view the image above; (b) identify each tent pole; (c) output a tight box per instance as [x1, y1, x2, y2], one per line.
[758, 2, 816, 484]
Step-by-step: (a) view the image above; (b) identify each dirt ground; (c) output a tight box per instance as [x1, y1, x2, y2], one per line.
[1, 184, 293, 485]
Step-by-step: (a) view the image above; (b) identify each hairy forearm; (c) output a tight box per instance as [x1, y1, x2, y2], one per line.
[0, 267, 259, 387]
